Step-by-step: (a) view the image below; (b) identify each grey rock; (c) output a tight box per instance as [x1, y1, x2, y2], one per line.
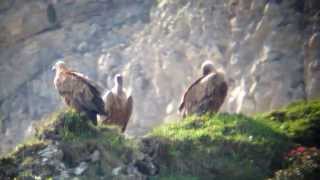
[126, 164, 139, 175]
[38, 144, 63, 162]
[134, 160, 158, 176]
[77, 42, 89, 54]
[90, 150, 100, 162]
[89, 23, 100, 37]
[56, 170, 70, 180]
[73, 162, 89, 176]
[112, 166, 124, 176]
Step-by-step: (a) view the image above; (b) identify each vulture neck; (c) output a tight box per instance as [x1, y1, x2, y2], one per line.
[56, 66, 68, 75]
[114, 82, 123, 94]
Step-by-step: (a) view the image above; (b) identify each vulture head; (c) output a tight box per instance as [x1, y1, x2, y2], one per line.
[201, 60, 216, 76]
[52, 60, 67, 71]
[114, 74, 123, 88]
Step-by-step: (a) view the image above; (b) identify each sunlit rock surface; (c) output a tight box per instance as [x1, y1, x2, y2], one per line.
[0, 0, 319, 154]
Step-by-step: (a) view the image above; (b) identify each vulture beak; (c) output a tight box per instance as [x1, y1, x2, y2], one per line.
[51, 64, 56, 71]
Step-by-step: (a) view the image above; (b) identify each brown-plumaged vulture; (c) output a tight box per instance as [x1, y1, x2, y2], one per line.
[178, 61, 228, 117]
[98, 74, 133, 133]
[52, 61, 107, 125]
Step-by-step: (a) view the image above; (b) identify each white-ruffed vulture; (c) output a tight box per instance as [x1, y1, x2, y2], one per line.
[178, 61, 228, 117]
[52, 61, 107, 125]
[98, 74, 133, 133]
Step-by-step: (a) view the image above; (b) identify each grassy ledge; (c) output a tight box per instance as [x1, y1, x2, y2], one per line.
[263, 100, 320, 147]
[147, 113, 292, 180]
[1, 100, 320, 179]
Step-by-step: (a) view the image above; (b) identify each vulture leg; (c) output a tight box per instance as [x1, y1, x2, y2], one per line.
[91, 116, 98, 126]
[121, 120, 128, 133]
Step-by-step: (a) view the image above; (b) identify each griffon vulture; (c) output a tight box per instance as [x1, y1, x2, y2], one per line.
[98, 74, 133, 132]
[52, 61, 108, 125]
[178, 61, 228, 117]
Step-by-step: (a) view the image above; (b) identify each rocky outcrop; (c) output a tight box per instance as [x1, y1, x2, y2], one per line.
[1, 0, 319, 154]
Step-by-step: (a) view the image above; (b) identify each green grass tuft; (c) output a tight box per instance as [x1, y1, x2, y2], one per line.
[35, 109, 98, 141]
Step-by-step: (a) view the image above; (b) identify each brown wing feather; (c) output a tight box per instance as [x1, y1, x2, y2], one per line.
[103, 91, 114, 114]
[198, 75, 228, 113]
[70, 71, 104, 93]
[66, 71, 101, 95]
[64, 71, 106, 115]
[121, 96, 133, 132]
[178, 76, 205, 112]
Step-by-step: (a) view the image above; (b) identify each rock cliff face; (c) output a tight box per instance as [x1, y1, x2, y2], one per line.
[0, 0, 319, 154]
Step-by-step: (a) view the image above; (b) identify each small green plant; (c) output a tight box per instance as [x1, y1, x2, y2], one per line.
[35, 109, 98, 141]
[58, 110, 97, 141]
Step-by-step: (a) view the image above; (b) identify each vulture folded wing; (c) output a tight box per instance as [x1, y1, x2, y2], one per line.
[104, 91, 114, 115]
[65, 71, 106, 115]
[126, 96, 133, 120]
[179, 76, 205, 113]
[121, 95, 133, 132]
[198, 74, 228, 113]
[71, 71, 104, 93]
